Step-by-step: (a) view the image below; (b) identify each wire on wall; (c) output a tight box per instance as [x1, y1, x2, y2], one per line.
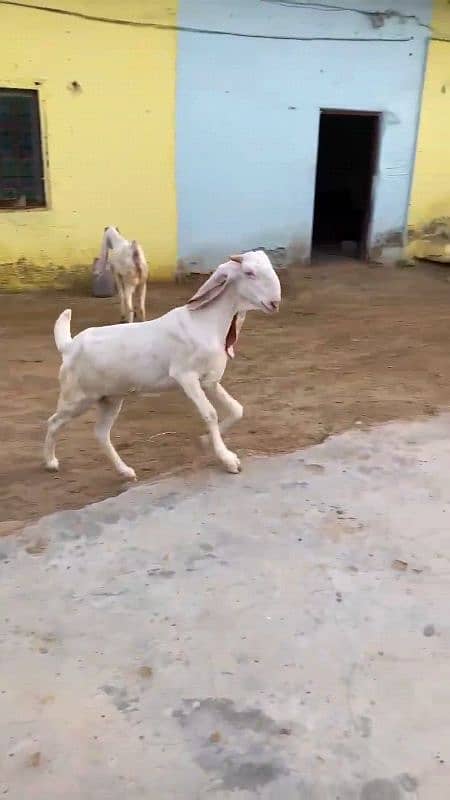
[0, 0, 415, 42]
[259, 1, 430, 31]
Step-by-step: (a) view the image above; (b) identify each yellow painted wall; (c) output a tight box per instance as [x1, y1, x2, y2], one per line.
[409, 0, 450, 231]
[0, 0, 177, 285]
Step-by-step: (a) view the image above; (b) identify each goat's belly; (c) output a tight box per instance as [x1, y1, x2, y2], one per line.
[136, 374, 176, 393]
[78, 360, 175, 397]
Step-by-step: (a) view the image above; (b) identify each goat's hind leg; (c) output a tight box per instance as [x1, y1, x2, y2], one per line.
[44, 393, 93, 471]
[122, 284, 134, 323]
[134, 281, 146, 322]
[95, 397, 136, 480]
[115, 275, 129, 323]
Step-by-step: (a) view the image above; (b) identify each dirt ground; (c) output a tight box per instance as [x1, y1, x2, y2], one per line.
[2, 257, 450, 529]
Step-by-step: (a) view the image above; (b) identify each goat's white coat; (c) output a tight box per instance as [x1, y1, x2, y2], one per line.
[98, 226, 149, 322]
[44, 251, 281, 480]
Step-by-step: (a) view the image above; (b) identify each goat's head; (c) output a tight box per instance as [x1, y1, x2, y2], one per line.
[187, 250, 281, 313]
[231, 250, 281, 313]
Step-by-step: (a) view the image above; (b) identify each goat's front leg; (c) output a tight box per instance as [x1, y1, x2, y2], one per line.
[172, 371, 241, 474]
[202, 383, 243, 446]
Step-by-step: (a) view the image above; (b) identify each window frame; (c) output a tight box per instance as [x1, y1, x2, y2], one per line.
[0, 82, 50, 213]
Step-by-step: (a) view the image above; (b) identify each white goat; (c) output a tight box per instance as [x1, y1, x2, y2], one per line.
[44, 251, 281, 480]
[98, 226, 149, 322]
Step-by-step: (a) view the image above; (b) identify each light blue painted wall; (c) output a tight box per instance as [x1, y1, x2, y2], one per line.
[176, 0, 432, 270]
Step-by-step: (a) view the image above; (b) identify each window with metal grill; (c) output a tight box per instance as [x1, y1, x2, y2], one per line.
[0, 89, 46, 210]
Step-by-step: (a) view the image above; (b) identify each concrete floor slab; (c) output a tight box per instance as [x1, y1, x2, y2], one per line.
[2, 416, 450, 798]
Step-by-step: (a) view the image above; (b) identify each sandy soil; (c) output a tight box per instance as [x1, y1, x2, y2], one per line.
[1, 258, 450, 528]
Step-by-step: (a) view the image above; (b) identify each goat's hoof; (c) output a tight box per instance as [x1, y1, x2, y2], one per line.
[119, 466, 137, 481]
[45, 458, 59, 472]
[222, 450, 241, 474]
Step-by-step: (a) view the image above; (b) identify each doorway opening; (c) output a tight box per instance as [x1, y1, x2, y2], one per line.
[312, 110, 380, 259]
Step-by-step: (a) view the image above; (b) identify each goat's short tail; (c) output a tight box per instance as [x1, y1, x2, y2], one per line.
[54, 308, 72, 355]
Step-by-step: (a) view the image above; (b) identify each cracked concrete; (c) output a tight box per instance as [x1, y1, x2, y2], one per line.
[2, 415, 450, 798]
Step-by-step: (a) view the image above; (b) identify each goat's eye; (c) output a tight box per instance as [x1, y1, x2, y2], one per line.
[244, 270, 255, 278]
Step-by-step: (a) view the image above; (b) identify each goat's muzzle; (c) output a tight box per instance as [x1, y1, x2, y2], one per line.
[261, 300, 280, 313]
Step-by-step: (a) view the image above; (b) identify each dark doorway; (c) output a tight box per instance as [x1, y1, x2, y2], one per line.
[312, 110, 380, 259]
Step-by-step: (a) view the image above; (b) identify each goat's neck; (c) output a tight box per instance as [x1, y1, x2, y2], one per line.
[107, 229, 126, 249]
[197, 288, 240, 344]
[97, 228, 126, 270]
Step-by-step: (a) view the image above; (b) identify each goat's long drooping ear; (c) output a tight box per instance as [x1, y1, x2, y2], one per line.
[187, 262, 238, 310]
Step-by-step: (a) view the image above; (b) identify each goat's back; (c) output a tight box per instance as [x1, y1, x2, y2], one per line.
[109, 241, 148, 283]
[60, 310, 180, 396]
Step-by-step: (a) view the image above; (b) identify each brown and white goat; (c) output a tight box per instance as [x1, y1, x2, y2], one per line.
[97, 226, 149, 322]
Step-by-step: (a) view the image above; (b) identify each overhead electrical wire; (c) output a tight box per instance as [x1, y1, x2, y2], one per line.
[0, 0, 417, 42]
